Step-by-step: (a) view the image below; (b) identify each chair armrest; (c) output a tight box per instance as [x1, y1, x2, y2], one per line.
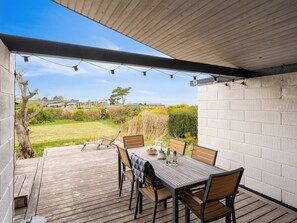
[185, 191, 203, 205]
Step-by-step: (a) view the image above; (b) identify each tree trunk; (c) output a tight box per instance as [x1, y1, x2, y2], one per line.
[15, 119, 34, 158]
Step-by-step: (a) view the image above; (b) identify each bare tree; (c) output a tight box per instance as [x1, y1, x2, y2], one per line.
[15, 72, 45, 158]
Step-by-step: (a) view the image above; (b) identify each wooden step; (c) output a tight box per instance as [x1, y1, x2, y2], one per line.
[14, 174, 34, 209]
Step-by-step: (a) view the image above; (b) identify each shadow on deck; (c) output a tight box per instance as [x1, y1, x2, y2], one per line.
[14, 145, 297, 223]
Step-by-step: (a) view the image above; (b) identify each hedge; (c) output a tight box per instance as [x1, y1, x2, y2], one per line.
[168, 106, 197, 138]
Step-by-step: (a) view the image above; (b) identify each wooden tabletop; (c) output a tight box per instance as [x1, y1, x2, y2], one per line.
[128, 147, 225, 190]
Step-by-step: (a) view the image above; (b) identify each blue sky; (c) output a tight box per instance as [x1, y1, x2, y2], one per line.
[0, 0, 201, 105]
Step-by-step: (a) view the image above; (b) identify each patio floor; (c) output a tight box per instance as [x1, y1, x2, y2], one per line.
[14, 145, 297, 223]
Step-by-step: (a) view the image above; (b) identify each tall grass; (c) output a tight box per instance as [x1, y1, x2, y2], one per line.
[122, 110, 168, 140]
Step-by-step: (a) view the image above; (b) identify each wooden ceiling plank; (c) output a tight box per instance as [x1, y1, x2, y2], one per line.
[59, 0, 68, 7]
[81, 0, 93, 16]
[75, 0, 85, 13]
[67, 0, 77, 10]
[160, 0, 287, 56]
[136, 0, 209, 44]
[100, 1, 123, 24]
[105, 0, 133, 27]
[94, 0, 111, 22]
[120, 0, 164, 35]
[170, 3, 297, 61]
[157, 0, 271, 54]
[115, 1, 161, 34]
[112, 0, 141, 30]
[181, 13, 297, 62]
[147, 0, 229, 48]
[127, 0, 185, 38]
[206, 44, 297, 70]
[87, 1, 102, 20]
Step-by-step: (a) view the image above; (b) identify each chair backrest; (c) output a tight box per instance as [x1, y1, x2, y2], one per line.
[144, 162, 158, 188]
[111, 130, 122, 142]
[204, 167, 244, 203]
[169, 138, 186, 155]
[117, 146, 132, 169]
[123, 135, 144, 149]
[191, 145, 217, 166]
[130, 153, 157, 187]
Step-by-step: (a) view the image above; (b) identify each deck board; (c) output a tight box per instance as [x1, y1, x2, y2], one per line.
[14, 145, 297, 223]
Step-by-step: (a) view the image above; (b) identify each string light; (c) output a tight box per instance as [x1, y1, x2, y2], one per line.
[73, 65, 78, 71]
[18, 54, 206, 81]
[22, 56, 30, 62]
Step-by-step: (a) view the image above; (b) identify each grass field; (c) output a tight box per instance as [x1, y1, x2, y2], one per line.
[16, 120, 120, 157]
[16, 119, 192, 158]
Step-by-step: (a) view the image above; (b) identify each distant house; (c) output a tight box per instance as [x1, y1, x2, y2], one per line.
[45, 99, 64, 108]
[65, 99, 80, 109]
[142, 103, 165, 108]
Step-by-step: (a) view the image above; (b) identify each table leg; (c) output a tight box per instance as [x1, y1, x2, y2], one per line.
[118, 153, 121, 188]
[172, 190, 179, 223]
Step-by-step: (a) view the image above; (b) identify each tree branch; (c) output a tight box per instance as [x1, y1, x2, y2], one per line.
[27, 100, 46, 120]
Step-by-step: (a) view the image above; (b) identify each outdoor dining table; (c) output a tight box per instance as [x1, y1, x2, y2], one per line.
[117, 145, 225, 223]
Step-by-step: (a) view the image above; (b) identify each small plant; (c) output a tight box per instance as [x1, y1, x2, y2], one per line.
[73, 110, 85, 121]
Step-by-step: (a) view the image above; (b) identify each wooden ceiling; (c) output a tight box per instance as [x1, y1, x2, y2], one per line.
[53, 0, 297, 71]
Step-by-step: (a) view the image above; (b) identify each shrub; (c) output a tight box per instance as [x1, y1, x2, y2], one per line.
[122, 110, 168, 140]
[126, 106, 142, 118]
[150, 108, 168, 115]
[84, 108, 101, 121]
[100, 107, 109, 119]
[108, 106, 127, 121]
[168, 106, 197, 139]
[73, 110, 85, 121]
[167, 104, 189, 114]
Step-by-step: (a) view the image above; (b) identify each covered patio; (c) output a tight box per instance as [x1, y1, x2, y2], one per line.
[1, 1, 297, 223]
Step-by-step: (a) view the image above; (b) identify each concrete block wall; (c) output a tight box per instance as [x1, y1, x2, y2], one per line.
[198, 72, 297, 209]
[0, 39, 15, 223]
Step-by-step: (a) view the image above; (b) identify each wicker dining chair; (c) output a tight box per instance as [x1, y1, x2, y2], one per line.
[180, 167, 244, 223]
[117, 146, 136, 210]
[123, 135, 144, 149]
[168, 138, 187, 155]
[191, 145, 218, 166]
[131, 155, 172, 223]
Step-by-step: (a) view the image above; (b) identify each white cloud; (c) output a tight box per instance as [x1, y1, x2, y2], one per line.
[90, 36, 121, 51]
[96, 79, 111, 84]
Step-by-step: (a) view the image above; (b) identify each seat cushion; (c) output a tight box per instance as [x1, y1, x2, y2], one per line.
[180, 191, 232, 222]
[141, 186, 172, 202]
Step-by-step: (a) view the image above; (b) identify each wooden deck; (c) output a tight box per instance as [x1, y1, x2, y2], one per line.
[14, 145, 297, 223]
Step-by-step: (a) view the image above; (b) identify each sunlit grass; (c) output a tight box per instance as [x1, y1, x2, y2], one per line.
[15, 120, 120, 158]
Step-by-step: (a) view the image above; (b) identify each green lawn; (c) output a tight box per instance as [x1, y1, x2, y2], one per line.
[15, 120, 120, 157]
[15, 119, 193, 158]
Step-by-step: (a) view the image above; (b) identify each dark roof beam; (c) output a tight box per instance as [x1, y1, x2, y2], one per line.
[0, 33, 251, 78]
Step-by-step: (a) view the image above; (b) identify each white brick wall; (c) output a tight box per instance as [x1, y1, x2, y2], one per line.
[0, 39, 15, 223]
[198, 72, 297, 209]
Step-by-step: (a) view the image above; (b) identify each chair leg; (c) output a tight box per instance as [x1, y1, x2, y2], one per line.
[232, 210, 236, 223]
[119, 173, 124, 197]
[128, 181, 134, 210]
[163, 200, 167, 208]
[226, 214, 231, 223]
[185, 207, 190, 223]
[152, 202, 158, 223]
[134, 191, 140, 219]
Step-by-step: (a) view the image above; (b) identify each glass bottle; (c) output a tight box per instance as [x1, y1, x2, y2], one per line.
[166, 147, 171, 165]
[173, 148, 177, 166]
